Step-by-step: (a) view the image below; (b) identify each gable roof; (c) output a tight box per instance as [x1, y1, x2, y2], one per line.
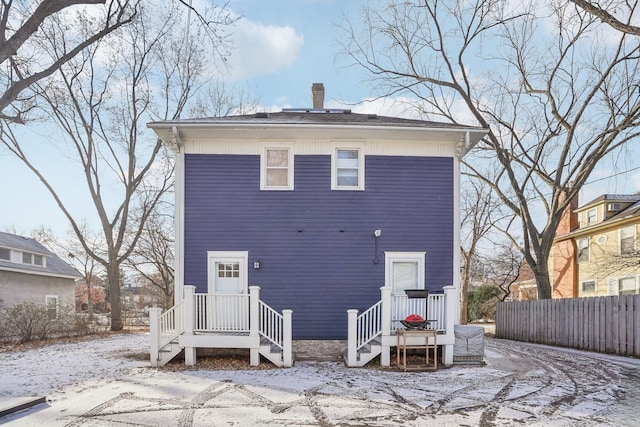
[0, 231, 82, 279]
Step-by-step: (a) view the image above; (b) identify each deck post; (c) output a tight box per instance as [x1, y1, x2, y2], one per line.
[183, 285, 196, 366]
[149, 307, 161, 367]
[249, 286, 260, 366]
[283, 309, 293, 367]
[380, 286, 392, 367]
[442, 285, 457, 365]
[347, 309, 358, 367]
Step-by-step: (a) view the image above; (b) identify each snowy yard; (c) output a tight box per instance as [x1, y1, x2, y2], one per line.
[1, 331, 640, 426]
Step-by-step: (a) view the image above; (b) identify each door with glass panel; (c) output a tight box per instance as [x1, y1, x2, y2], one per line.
[205, 252, 248, 330]
[385, 252, 426, 323]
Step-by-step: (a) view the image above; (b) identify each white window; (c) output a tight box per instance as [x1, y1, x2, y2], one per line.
[45, 295, 58, 319]
[260, 147, 293, 190]
[587, 208, 597, 224]
[332, 147, 364, 190]
[20, 252, 45, 267]
[577, 238, 589, 262]
[581, 280, 596, 293]
[620, 226, 636, 255]
[618, 277, 638, 296]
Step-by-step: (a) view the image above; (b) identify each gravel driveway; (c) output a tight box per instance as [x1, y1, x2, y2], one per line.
[1, 332, 639, 426]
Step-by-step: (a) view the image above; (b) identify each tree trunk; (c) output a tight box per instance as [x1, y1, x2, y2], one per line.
[108, 264, 123, 331]
[460, 264, 469, 324]
[534, 253, 553, 300]
[87, 283, 94, 321]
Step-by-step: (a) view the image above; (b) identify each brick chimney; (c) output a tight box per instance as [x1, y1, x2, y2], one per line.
[311, 83, 324, 109]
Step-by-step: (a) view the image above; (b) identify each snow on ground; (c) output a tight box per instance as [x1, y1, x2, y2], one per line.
[1, 332, 640, 426]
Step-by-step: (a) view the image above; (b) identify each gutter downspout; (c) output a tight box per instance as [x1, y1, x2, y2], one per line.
[171, 126, 185, 305]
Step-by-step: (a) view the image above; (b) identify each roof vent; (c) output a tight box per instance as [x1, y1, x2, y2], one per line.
[255, 112, 270, 119]
[367, 114, 377, 119]
[311, 83, 324, 109]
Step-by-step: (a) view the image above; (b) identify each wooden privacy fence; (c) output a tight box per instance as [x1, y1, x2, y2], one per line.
[496, 295, 640, 357]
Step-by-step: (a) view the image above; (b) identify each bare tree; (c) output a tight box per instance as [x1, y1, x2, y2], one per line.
[340, 0, 640, 299]
[481, 245, 523, 302]
[32, 225, 105, 320]
[460, 176, 507, 323]
[125, 205, 175, 309]
[0, 0, 237, 124]
[0, 2, 236, 330]
[570, 0, 640, 35]
[0, 0, 139, 123]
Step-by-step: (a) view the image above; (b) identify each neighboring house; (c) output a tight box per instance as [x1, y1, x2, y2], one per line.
[147, 84, 487, 368]
[551, 193, 640, 298]
[0, 231, 82, 318]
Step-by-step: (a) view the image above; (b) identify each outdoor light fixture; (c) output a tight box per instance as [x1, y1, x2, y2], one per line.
[373, 229, 382, 263]
[253, 261, 261, 269]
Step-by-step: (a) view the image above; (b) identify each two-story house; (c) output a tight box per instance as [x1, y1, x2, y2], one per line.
[147, 84, 487, 368]
[0, 231, 81, 318]
[551, 193, 640, 298]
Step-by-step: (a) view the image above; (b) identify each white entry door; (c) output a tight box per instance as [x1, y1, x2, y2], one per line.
[385, 252, 426, 320]
[385, 252, 425, 295]
[205, 251, 249, 331]
[207, 251, 248, 294]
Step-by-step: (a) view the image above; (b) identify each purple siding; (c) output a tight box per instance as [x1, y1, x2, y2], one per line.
[184, 154, 454, 339]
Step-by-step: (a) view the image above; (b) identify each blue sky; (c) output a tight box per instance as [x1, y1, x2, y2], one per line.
[1, 0, 639, 238]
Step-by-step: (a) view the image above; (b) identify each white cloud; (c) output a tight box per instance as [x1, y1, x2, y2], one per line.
[224, 18, 304, 80]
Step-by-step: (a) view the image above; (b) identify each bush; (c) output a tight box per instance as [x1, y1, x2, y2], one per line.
[1, 302, 95, 343]
[4, 302, 53, 342]
[468, 284, 501, 322]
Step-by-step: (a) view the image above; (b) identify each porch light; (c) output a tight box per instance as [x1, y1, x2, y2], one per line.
[253, 261, 261, 269]
[374, 229, 382, 264]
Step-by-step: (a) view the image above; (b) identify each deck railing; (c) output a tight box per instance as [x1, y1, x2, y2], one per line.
[193, 293, 250, 332]
[259, 300, 284, 349]
[391, 293, 446, 331]
[356, 300, 382, 350]
[158, 300, 185, 349]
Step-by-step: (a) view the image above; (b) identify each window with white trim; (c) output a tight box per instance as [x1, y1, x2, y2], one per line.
[21, 251, 45, 267]
[46, 295, 58, 319]
[620, 226, 636, 255]
[577, 238, 589, 262]
[261, 147, 293, 190]
[618, 277, 638, 295]
[587, 208, 597, 224]
[581, 280, 596, 293]
[332, 147, 364, 190]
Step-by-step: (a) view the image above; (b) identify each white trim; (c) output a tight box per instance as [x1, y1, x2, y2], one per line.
[172, 126, 185, 305]
[384, 252, 426, 295]
[619, 225, 636, 256]
[452, 154, 461, 324]
[184, 138, 457, 158]
[577, 237, 590, 263]
[331, 143, 365, 191]
[207, 251, 249, 294]
[617, 276, 639, 295]
[260, 144, 295, 191]
[45, 294, 59, 319]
